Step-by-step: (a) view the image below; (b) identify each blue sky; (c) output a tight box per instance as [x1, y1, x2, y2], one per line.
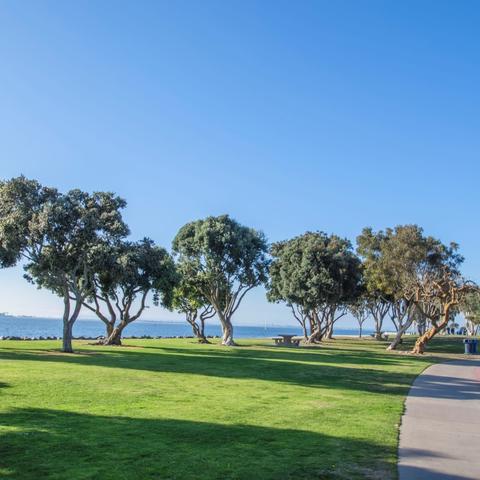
[0, 1, 479, 328]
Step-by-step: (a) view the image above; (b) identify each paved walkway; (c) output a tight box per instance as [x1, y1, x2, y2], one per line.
[398, 359, 480, 480]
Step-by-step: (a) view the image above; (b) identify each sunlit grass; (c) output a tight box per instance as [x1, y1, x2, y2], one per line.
[0, 336, 464, 479]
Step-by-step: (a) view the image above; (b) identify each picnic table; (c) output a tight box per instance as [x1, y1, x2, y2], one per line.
[272, 334, 301, 347]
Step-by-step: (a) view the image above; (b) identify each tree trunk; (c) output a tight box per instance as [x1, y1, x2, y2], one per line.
[359, 323, 363, 338]
[62, 321, 73, 353]
[305, 323, 322, 344]
[417, 321, 426, 335]
[412, 304, 451, 354]
[105, 321, 115, 339]
[305, 330, 321, 344]
[221, 321, 235, 346]
[198, 317, 210, 344]
[373, 315, 384, 340]
[387, 329, 404, 350]
[217, 312, 235, 346]
[325, 322, 334, 339]
[189, 319, 210, 344]
[387, 314, 414, 351]
[411, 324, 441, 354]
[103, 322, 126, 345]
[466, 320, 476, 337]
[301, 321, 308, 340]
[61, 289, 82, 353]
[305, 311, 325, 344]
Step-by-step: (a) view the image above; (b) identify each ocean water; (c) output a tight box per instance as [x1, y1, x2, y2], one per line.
[0, 315, 368, 339]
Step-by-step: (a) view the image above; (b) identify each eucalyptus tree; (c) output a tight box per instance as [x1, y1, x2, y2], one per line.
[267, 232, 362, 344]
[172, 215, 269, 346]
[0, 177, 128, 352]
[84, 238, 178, 345]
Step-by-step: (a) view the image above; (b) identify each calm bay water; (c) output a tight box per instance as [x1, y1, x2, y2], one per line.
[0, 315, 367, 338]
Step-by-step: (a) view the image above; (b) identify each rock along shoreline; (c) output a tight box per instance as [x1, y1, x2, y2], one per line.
[0, 335, 221, 341]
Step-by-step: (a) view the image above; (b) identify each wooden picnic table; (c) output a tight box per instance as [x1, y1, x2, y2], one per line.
[272, 334, 301, 346]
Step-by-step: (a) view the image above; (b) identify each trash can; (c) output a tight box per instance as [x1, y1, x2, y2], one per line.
[472, 339, 478, 354]
[463, 339, 473, 354]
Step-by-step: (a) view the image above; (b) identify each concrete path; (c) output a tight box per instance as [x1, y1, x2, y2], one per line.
[398, 359, 480, 480]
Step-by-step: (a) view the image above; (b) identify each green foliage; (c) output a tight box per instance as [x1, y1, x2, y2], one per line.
[356, 224, 463, 301]
[172, 215, 269, 343]
[0, 176, 58, 268]
[23, 189, 129, 296]
[172, 215, 269, 294]
[171, 264, 208, 315]
[460, 291, 480, 324]
[0, 177, 129, 351]
[91, 238, 178, 311]
[0, 177, 129, 297]
[267, 231, 362, 311]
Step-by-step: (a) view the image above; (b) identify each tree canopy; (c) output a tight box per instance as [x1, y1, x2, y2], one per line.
[85, 238, 178, 344]
[0, 177, 129, 352]
[172, 214, 269, 346]
[267, 231, 362, 343]
[0, 176, 58, 268]
[356, 224, 464, 347]
[171, 272, 215, 343]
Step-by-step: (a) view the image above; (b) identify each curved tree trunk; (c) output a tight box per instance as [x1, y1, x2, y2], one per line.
[61, 289, 82, 353]
[215, 310, 235, 346]
[411, 324, 441, 354]
[104, 321, 115, 339]
[325, 322, 334, 339]
[197, 316, 210, 344]
[103, 322, 126, 345]
[305, 321, 322, 344]
[387, 329, 405, 350]
[62, 321, 73, 353]
[189, 319, 210, 344]
[412, 304, 451, 354]
[305, 329, 321, 344]
[304, 311, 326, 344]
[369, 302, 390, 341]
[301, 321, 308, 341]
[221, 319, 235, 346]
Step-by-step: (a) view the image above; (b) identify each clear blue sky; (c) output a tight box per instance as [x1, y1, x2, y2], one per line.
[1, 1, 479, 328]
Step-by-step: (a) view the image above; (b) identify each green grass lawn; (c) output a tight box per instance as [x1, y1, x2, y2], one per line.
[0, 336, 466, 480]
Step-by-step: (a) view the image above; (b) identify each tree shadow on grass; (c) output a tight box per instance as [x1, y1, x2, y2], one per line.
[0, 343, 423, 397]
[0, 407, 393, 480]
[143, 342, 426, 367]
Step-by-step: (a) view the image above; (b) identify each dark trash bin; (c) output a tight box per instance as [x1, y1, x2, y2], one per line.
[463, 339, 478, 354]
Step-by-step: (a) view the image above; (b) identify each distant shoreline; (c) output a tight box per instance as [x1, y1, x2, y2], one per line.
[0, 315, 371, 339]
[0, 314, 303, 329]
